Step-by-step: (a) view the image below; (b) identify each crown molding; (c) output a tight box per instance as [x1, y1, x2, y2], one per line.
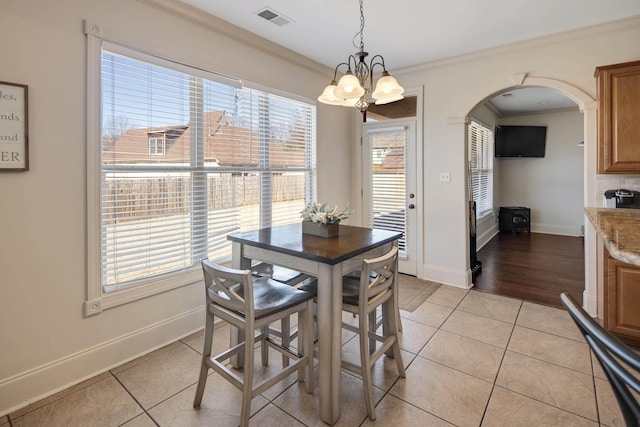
[397, 14, 640, 75]
[137, 0, 332, 77]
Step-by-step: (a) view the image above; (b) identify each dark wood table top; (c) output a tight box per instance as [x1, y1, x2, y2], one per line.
[228, 223, 402, 265]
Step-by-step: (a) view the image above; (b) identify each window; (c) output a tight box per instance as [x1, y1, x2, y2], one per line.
[148, 135, 165, 155]
[468, 120, 494, 217]
[87, 36, 316, 310]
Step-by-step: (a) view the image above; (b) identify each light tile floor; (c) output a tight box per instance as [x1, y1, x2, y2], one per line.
[7, 287, 627, 426]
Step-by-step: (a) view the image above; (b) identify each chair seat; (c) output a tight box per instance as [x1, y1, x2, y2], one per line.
[251, 263, 310, 286]
[220, 276, 314, 319]
[341, 276, 364, 304]
[297, 276, 359, 301]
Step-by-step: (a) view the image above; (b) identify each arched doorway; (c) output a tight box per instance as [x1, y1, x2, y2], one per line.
[464, 76, 598, 315]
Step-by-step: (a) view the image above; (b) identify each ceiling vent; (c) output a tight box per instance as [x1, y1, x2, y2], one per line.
[256, 7, 292, 26]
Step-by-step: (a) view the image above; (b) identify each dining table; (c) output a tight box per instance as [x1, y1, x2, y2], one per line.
[227, 223, 402, 425]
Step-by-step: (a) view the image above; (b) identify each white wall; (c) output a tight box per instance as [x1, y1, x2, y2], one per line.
[497, 110, 585, 236]
[0, 0, 351, 415]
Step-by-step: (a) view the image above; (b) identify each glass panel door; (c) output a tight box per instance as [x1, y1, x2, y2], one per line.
[363, 120, 417, 275]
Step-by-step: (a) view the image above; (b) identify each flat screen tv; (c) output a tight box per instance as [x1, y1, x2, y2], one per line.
[495, 125, 547, 158]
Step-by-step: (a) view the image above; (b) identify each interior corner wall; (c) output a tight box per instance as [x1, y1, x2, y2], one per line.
[317, 104, 354, 210]
[497, 110, 585, 236]
[0, 0, 351, 415]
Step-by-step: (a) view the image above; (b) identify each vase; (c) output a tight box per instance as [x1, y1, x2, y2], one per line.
[302, 221, 339, 238]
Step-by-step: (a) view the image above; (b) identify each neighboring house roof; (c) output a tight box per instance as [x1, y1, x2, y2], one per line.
[380, 148, 405, 170]
[104, 111, 306, 168]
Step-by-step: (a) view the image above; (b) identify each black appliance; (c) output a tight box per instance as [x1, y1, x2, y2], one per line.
[469, 200, 482, 278]
[499, 206, 531, 234]
[604, 189, 640, 209]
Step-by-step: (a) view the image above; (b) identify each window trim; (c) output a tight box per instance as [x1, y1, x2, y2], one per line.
[84, 21, 315, 316]
[85, 24, 205, 316]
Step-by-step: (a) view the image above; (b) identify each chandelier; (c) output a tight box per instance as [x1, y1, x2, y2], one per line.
[317, 0, 404, 112]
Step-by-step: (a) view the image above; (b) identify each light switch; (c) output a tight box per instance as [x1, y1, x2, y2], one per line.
[439, 172, 450, 182]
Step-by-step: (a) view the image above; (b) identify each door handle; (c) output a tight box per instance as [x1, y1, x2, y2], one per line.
[408, 204, 415, 209]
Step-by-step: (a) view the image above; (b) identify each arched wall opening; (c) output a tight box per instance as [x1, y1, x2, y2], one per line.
[463, 76, 598, 315]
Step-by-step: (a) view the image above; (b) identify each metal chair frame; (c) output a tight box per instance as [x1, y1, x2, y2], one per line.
[561, 293, 640, 426]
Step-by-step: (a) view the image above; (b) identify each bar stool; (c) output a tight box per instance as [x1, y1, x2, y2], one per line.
[341, 246, 405, 420]
[194, 259, 315, 427]
[344, 268, 403, 332]
[251, 262, 316, 366]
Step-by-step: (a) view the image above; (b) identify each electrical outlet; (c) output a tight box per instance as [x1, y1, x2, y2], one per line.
[439, 172, 450, 182]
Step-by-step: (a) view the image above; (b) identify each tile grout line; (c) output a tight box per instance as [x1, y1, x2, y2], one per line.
[588, 348, 604, 426]
[109, 370, 159, 427]
[477, 299, 523, 426]
[477, 301, 601, 426]
[7, 288, 610, 426]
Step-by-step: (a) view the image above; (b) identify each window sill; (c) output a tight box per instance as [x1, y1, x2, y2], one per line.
[84, 268, 201, 317]
[477, 211, 493, 221]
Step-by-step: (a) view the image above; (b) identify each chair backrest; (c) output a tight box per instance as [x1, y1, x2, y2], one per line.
[359, 246, 398, 307]
[201, 258, 254, 318]
[560, 293, 640, 426]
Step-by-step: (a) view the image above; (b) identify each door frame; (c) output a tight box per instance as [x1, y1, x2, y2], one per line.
[352, 85, 424, 278]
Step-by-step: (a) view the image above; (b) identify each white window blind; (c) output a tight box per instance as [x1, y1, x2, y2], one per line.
[100, 48, 316, 292]
[468, 121, 494, 217]
[367, 127, 407, 252]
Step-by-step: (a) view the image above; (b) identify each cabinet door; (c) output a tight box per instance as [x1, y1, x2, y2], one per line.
[596, 60, 640, 173]
[605, 257, 640, 346]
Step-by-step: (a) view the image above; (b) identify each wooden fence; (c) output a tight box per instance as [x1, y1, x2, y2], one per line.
[103, 174, 306, 222]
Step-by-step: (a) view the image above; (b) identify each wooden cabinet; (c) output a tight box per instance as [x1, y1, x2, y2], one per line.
[596, 60, 640, 173]
[604, 255, 640, 346]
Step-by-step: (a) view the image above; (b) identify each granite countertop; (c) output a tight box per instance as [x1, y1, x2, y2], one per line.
[585, 207, 640, 266]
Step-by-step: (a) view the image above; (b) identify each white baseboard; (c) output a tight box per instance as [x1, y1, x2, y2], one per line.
[531, 223, 582, 237]
[0, 306, 205, 417]
[422, 264, 472, 289]
[477, 225, 499, 249]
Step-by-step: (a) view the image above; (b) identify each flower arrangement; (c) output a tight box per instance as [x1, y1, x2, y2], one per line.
[300, 202, 352, 225]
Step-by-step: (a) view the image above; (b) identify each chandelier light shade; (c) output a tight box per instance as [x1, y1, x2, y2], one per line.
[371, 71, 404, 104]
[317, 80, 344, 105]
[334, 73, 366, 99]
[317, 0, 404, 112]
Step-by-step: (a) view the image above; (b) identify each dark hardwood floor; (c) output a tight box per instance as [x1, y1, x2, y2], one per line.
[473, 232, 585, 309]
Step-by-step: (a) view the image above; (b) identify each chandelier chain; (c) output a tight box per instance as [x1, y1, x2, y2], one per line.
[359, 0, 365, 51]
[317, 0, 403, 112]
[352, 0, 366, 51]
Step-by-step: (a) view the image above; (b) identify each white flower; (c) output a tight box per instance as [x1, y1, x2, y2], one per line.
[300, 202, 352, 225]
[314, 212, 327, 223]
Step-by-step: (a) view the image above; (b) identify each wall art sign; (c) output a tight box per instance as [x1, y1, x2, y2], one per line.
[0, 81, 28, 171]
